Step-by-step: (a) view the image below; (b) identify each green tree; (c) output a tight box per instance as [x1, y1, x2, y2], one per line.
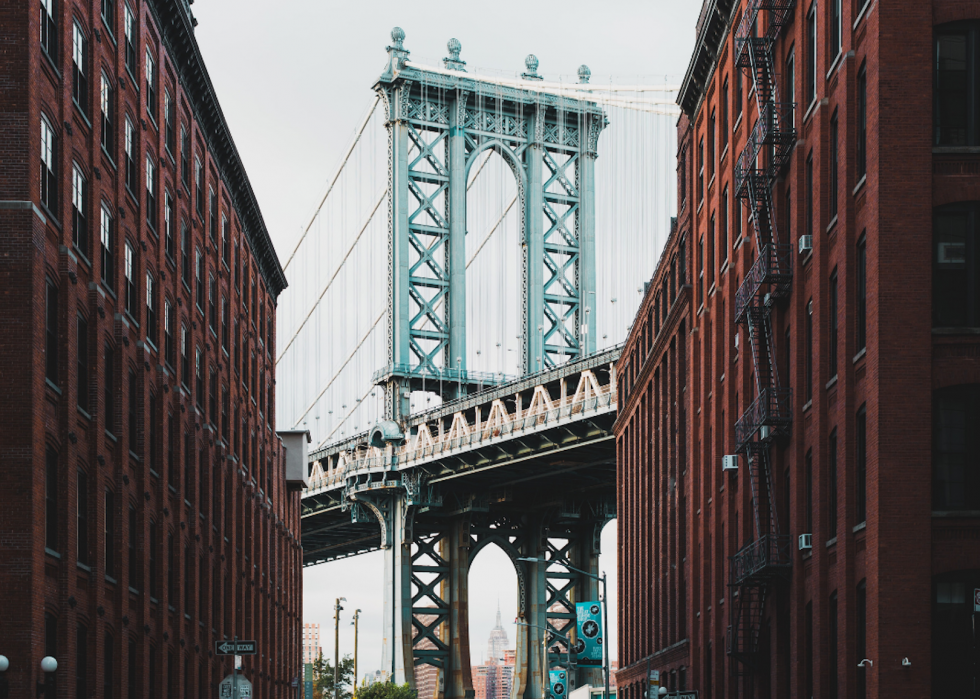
[312, 651, 356, 699]
[357, 682, 417, 699]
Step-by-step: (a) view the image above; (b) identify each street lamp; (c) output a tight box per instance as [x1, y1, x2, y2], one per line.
[515, 620, 572, 699]
[518, 557, 610, 699]
[334, 597, 346, 699]
[351, 610, 362, 698]
[38, 656, 57, 699]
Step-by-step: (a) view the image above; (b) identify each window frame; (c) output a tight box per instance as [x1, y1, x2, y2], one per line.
[40, 115, 58, 215]
[72, 22, 89, 117]
[101, 203, 115, 292]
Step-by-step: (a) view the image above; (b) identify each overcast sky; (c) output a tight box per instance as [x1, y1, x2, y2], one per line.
[191, 0, 701, 680]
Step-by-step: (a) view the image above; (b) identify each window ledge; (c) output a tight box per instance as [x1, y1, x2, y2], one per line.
[41, 49, 61, 80]
[932, 510, 980, 518]
[105, 429, 118, 443]
[826, 215, 839, 234]
[45, 547, 61, 560]
[45, 378, 62, 395]
[853, 347, 867, 364]
[933, 327, 980, 335]
[77, 561, 92, 573]
[852, 174, 868, 196]
[802, 399, 813, 413]
[826, 374, 838, 390]
[825, 536, 838, 548]
[826, 51, 843, 81]
[73, 103, 93, 132]
[129, 586, 140, 596]
[77, 405, 92, 421]
[105, 574, 117, 584]
[853, 0, 873, 30]
[803, 98, 819, 123]
[852, 521, 867, 533]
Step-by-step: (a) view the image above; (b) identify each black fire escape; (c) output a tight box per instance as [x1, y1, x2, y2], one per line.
[727, 0, 796, 675]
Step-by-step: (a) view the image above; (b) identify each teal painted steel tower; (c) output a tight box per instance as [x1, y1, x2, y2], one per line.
[373, 29, 606, 422]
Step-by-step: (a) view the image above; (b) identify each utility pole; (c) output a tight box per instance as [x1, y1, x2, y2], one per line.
[351, 610, 362, 698]
[334, 597, 346, 699]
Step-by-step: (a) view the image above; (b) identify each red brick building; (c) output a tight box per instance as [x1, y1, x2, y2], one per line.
[615, 0, 980, 697]
[0, 1, 304, 697]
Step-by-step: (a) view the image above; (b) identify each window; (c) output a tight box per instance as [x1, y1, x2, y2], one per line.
[164, 89, 175, 155]
[101, 0, 115, 35]
[124, 242, 136, 317]
[164, 191, 174, 260]
[166, 532, 175, 604]
[734, 68, 743, 119]
[180, 325, 189, 387]
[784, 187, 792, 246]
[786, 48, 796, 129]
[148, 391, 158, 471]
[195, 347, 203, 407]
[77, 314, 89, 411]
[679, 147, 687, 209]
[934, 572, 980, 695]
[856, 580, 867, 699]
[708, 215, 715, 286]
[128, 369, 138, 449]
[804, 449, 813, 533]
[829, 0, 842, 61]
[72, 165, 88, 256]
[209, 368, 216, 424]
[708, 108, 716, 179]
[145, 48, 156, 120]
[698, 136, 705, 202]
[146, 155, 156, 228]
[828, 429, 838, 539]
[45, 278, 58, 383]
[209, 187, 217, 244]
[857, 234, 867, 349]
[804, 602, 813, 699]
[148, 519, 159, 599]
[76, 623, 89, 698]
[124, 3, 136, 78]
[104, 634, 114, 699]
[77, 468, 89, 565]
[105, 342, 115, 432]
[195, 248, 204, 309]
[105, 489, 116, 577]
[181, 221, 190, 285]
[857, 63, 867, 177]
[72, 23, 88, 116]
[148, 647, 158, 699]
[43, 612, 57, 697]
[101, 204, 114, 290]
[720, 187, 728, 265]
[40, 0, 57, 61]
[125, 117, 137, 193]
[720, 78, 729, 152]
[167, 412, 176, 487]
[128, 505, 139, 590]
[829, 268, 838, 378]
[180, 126, 189, 188]
[934, 203, 980, 327]
[934, 384, 980, 510]
[221, 386, 229, 440]
[935, 23, 980, 146]
[856, 405, 867, 524]
[829, 111, 838, 220]
[208, 274, 216, 332]
[128, 638, 138, 699]
[698, 236, 704, 304]
[195, 158, 204, 217]
[164, 300, 174, 367]
[40, 116, 57, 212]
[101, 73, 114, 156]
[805, 151, 814, 237]
[806, 3, 817, 105]
[805, 299, 813, 402]
[221, 297, 228, 352]
[146, 271, 156, 344]
[45, 447, 58, 551]
[221, 214, 230, 265]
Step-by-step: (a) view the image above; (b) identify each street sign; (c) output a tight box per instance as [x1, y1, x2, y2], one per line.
[218, 674, 252, 698]
[215, 640, 257, 656]
[974, 587, 980, 612]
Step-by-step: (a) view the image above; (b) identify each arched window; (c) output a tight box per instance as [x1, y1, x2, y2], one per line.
[934, 384, 980, 509]
[934, 202, 980, 327]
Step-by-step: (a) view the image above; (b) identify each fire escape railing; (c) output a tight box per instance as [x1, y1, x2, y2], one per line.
[727, 0, 796, 675]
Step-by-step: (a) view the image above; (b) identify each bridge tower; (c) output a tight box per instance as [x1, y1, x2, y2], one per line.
[373, 28, 606, 422]
[728, 0, 796, 676]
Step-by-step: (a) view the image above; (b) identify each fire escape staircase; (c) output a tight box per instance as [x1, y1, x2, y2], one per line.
[727, 0, 796, 674]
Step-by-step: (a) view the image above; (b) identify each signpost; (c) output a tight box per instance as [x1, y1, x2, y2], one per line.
[215, 637, 257, 699]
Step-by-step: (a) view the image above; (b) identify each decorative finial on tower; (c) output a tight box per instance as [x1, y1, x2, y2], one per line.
[522, 54, 542, 81]
[443, 38, 466, 71]
[391, 26, 405, 49]
[383, 27, 410, 77]
[578, 64, 591, 84]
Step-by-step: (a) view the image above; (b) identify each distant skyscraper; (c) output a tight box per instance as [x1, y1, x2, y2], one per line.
[303, 623, 322, 664]
[487, 603, 509, 662]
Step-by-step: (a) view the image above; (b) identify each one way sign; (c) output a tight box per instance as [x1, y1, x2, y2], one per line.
[215, 640, 257, 655]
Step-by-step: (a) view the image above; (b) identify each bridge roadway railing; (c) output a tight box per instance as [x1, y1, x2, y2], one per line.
[304, 344, 623, 494]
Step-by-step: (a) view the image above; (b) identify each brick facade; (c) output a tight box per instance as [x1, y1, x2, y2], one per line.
[0, 1, 301, 697]
[615, 0, 980, 696]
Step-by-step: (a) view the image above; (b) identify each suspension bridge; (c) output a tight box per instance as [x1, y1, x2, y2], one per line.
[276, 29, 679, 699]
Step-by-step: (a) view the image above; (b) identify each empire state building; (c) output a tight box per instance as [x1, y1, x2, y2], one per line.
[487, 604, 509, 662]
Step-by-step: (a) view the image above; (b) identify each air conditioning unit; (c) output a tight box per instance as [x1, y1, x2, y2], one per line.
[799, 235, 813, 254]
[722, 455, 739, 472]
[799, 533, 813, 551]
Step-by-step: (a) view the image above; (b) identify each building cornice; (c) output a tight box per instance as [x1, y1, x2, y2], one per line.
[146, 0, 288, 300]
[678, 0, 738, 117]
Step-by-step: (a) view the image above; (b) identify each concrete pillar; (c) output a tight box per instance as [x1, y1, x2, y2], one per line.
[381, 493, 414, 684]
